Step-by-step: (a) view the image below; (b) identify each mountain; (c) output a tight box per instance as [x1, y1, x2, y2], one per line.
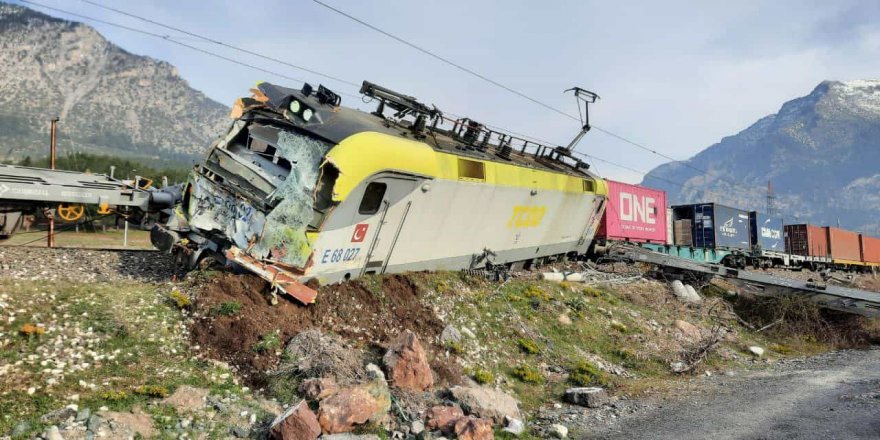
[643, 79, 880, 236]
[0, 3, 228, 164]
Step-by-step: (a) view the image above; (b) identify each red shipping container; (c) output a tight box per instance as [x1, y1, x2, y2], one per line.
[860, 235, 880, 264]
[784, 224, 829, 257]
[597, 180, 667, 243]
[827, 227, 861, 262]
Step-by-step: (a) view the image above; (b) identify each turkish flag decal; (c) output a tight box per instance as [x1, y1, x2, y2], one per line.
[351, 223, 369, 243]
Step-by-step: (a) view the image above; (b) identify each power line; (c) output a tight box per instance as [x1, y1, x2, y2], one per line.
[309, 0, 766, 198]
[79, 0, 361, 89]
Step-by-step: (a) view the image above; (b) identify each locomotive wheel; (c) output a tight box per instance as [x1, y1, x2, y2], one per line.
[57, 203, 85, 222]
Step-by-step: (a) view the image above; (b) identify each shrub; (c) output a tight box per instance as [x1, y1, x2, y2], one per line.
[134, 385, 170, 398]
[610, 320, 628, 333]
[446, 340, 464, 355]
[19, 323, 46, 337]
[569, 360, 613, 388]
[253, 330, 282, 353]
[565, 297, 589, 317]
[212, 301, 242, 316]
[517, 338, 540, 355]
[769, 343, 793, 355]
[169, 288, 191, 309]
[100, 390, 129, 401]
[510, 364, 543, 384]
[583, 287, 603, 298]
[473, 369, 495, 385]
[523, 286, 550, 301]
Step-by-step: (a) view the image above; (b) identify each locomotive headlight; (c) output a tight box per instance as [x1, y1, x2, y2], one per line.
[302, 108, 314, 122]
[289, 99, 302, 113]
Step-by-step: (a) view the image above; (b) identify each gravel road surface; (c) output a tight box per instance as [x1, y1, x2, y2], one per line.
[589, 348, 880, 440]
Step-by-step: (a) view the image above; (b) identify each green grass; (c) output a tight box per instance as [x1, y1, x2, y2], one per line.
[211, 301, 242, 316]
[0, 280, 251, 437]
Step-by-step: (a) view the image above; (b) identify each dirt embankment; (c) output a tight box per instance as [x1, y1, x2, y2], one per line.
[189, 273, 454, 387]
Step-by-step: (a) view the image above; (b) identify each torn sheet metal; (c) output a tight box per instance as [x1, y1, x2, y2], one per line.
[226, 247, 318, 304]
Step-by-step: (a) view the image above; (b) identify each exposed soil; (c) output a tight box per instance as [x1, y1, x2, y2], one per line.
[190, 272, 456, 387]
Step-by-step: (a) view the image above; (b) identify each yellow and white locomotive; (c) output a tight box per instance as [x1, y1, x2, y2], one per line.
[152, 81, 607, 303]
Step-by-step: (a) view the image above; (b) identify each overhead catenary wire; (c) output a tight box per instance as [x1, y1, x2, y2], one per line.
[21, 0, 749, 205]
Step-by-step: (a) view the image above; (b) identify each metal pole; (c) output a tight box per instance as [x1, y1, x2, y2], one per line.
[49, 117, 59, 170]
[123, 219, 128, 248]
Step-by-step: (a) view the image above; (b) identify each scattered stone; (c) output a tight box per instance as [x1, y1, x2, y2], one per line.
[300, 377, 339, 401]
[558, 314, 572, 325]
[365, 363, 386, 382]
[41, 407, 77, 424]
[564, 387, 609, 408]
[502, 416, 524, 436]
[425, 405, 465, 433]
[76, 407, 91, 423]
[322, 434, 381, 440]
[749, 346, 765, 358]
[11, 422, 30, 437]
[383, 330, 434, 391]
[550, 423, 569, 439]
[269, 400, 321, 440]
[461, 327, 476, 339]
[231, 426, 249, 438]
[86, 414, 101, 432]
[411, 420, 426, 435]
[162, 385, 209, 412]
[670, 361, 688, 373]
[440, 325, 462, 344]
[102, 411, 156, 438]
[450, 385, 521, 423]
[45, 425, 64, 440]
[317, 381, 391, 433]
[673, 320, 702, 342]
[453, 417, 494, 440]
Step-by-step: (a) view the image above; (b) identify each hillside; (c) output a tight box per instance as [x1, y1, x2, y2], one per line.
[642, 79, 880, 235]
[0, 3, 228, 164]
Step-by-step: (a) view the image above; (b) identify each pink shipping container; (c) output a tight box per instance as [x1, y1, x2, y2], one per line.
[827, 227, 862, 262]
[860, 235, 880, 264]
[597, 180, 667, 244]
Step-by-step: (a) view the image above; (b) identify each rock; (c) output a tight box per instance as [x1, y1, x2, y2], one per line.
[324, 434, 383, 440]
[502, 416, 524, 436]
[317, 381, 391, 433]
[670, 361, 688, 373]
[12, 422, 30, 437]
[440, 325, 462, 344]
[86, 414, 101, 432]
[231, 426, 249, 438]
[45, 426, 64, 440]
[269, 400, 321, 440]
[41, 407, 76, 424]
[461, 327, 476, 339]
[365, 363, 386, 382]
[564, 387, 608, 408]
[425, 405, 465, 433]
[671, 281, 701, 303]
[383, 330, 434, 391]
[748, 346, 765, 358]
[453, 417, 494, 440]
[450, 386, 521, 423]
[673, 320, 702, 342]
[550, 423, 568, 439]
[684, 284, 702, 302]
[76, 407, 91, 423]
[558, 314, 572, 325]
[299, 377, 338, 401]
[411, 420, 425, 435]
[162, 385, 209, 412]
[103, 411, 156, 438]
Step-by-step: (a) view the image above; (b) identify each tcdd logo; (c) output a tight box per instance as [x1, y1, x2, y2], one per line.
[619, 192, 656, 224]
[351, 223, 369, 243]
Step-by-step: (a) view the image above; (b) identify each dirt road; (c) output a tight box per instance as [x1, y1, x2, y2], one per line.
[589, 348, 880, 440]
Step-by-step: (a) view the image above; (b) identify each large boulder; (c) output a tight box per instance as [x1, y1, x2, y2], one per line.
[317, 381, 391, 433]
[269, 400, 322, 440]
[383, 330, 434, 391]
[673, 320, 702, 343]
[564, 387, 608, 408]
[425, 405, 465, 433]
[450, 386, 521, 423]
[162, 385, 209, 412]
[299, 377, 338, 401]
[454, 417, 494, 440]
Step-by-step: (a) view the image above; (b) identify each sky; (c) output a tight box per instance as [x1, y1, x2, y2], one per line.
[12, 0, 880, 183]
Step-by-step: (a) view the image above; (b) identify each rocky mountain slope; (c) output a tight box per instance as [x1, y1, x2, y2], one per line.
[643, 79, 880, 235]
[0, 3, 228, 164]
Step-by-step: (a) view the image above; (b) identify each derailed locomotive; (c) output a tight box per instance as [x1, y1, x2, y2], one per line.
[152, 81, 608, 303]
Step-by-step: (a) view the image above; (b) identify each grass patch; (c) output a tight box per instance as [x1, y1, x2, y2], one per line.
[569, 360, 614, 388]
[510, 364, 544, 384]
[253, 330, 282, 353]
[517, 338, 541, 355]
[472, 369, 495, 385]
[211, 301, 242, 316]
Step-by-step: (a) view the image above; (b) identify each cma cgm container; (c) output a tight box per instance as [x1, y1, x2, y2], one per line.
[596, 180, 667, 243]
[827, 227, 862, 263]
[861, 235, 880, 264]
[672, 203, 751, 250]
[784, 224, 829, 257]
[749, 212, 784, 252]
